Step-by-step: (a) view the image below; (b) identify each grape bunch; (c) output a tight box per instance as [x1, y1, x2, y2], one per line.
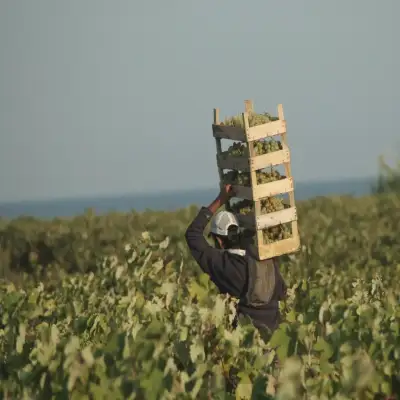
[263, 224, 292, 243]
[225, 142, 248, 157]
[230, 199, 253, 215]
[223, 169, 284, 187]
[229, 200, 292, 243]
[257, 170, 283, 184]
[261, 197, 285, 213]
[230, 197, 286, 215]
[253, 139, 283, 155]
[223, 139, 283, 159]
[223, 171, 251, 186]
[221, 111, 278, 128]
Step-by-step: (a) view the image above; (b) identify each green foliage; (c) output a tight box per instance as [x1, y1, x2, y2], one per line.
[0, 191, 400, 398]
[373, 155, 400, 194]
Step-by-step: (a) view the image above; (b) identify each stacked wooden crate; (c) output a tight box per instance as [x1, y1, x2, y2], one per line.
[212, 100, 300, 260]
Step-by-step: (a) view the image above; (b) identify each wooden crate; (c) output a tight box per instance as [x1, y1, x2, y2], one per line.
[212, 100, 300, 260]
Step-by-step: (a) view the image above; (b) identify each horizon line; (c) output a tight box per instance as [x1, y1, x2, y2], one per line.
[0, 175, 377, 206]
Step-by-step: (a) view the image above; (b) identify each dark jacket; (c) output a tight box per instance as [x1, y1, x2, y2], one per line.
[184, 207, 287, 332]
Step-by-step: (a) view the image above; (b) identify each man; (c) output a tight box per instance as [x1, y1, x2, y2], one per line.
[184, 184, 287, 333]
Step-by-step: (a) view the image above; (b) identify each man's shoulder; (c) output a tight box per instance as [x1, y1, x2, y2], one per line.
[242, 246, 281, 265]
[222, 249, 248, 268]
[226, 249, 246, 257]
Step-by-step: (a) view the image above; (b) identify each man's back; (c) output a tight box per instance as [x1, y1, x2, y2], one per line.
[237, 255, 287, 331]
[184, 206, 287, 331]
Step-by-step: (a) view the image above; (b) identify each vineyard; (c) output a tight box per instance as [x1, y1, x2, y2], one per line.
[0, 181, 399, 399]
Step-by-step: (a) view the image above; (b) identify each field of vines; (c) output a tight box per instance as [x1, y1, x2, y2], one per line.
[1, 180, 400, 398]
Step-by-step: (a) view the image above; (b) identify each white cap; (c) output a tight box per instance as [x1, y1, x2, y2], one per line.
[210, 211, 239, 236]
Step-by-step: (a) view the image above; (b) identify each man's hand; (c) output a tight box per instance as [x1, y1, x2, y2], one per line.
[207, 184, 235, 215]
[218, 184, 235, 203]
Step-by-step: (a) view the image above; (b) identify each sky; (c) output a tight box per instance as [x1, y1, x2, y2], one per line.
[0, 0, 399, 202]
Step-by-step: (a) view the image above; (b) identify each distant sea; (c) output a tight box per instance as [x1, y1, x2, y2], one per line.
[0, 178, 375, 220]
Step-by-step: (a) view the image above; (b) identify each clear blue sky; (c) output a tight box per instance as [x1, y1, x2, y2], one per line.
[0, 0, 398, 202]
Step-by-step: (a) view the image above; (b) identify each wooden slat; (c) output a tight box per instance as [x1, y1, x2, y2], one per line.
[235, 206, 297, 230]
[214, 108, 220, 124]
[232, 178, 294, 201]
[278, 105, 294, 203]
[258, 234, 300, 260]
[256, 207, 297, 230]
[244, 100, 254, 113]
[246, 119, 286, 142]
[253, 177, 294, 200]
[212, 124, 246, 141]
[249, 144, 290, 171]
[218, 143, 290, 172]
[213, 108, 224, 189]
[242, 102, 264, 253]
[277, 103, 299, 249]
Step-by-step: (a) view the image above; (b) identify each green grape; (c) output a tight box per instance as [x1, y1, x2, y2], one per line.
[222, 171, 251, 186]
[262, 223, 292, 243]
[222, 167, 284, 189]
[224, 141, 248, 158]
[250, 138, 283, 156]
[231, 199, 253, 215]
[254, 169, 283, 185]
[260, 197, 285, 214]
[223, 110, 278, 128]
[222, 170, 238, 184]
[231, 196, 286, 216]
[221, 111, 283, 158]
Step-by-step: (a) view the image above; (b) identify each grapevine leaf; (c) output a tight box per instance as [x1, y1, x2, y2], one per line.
[236, 373, 252, 399]
[269, 324, 291, 362]
[313, 338, 333, 361]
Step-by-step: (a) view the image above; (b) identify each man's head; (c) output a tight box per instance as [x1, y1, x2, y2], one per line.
[209, 210, 241, 249]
